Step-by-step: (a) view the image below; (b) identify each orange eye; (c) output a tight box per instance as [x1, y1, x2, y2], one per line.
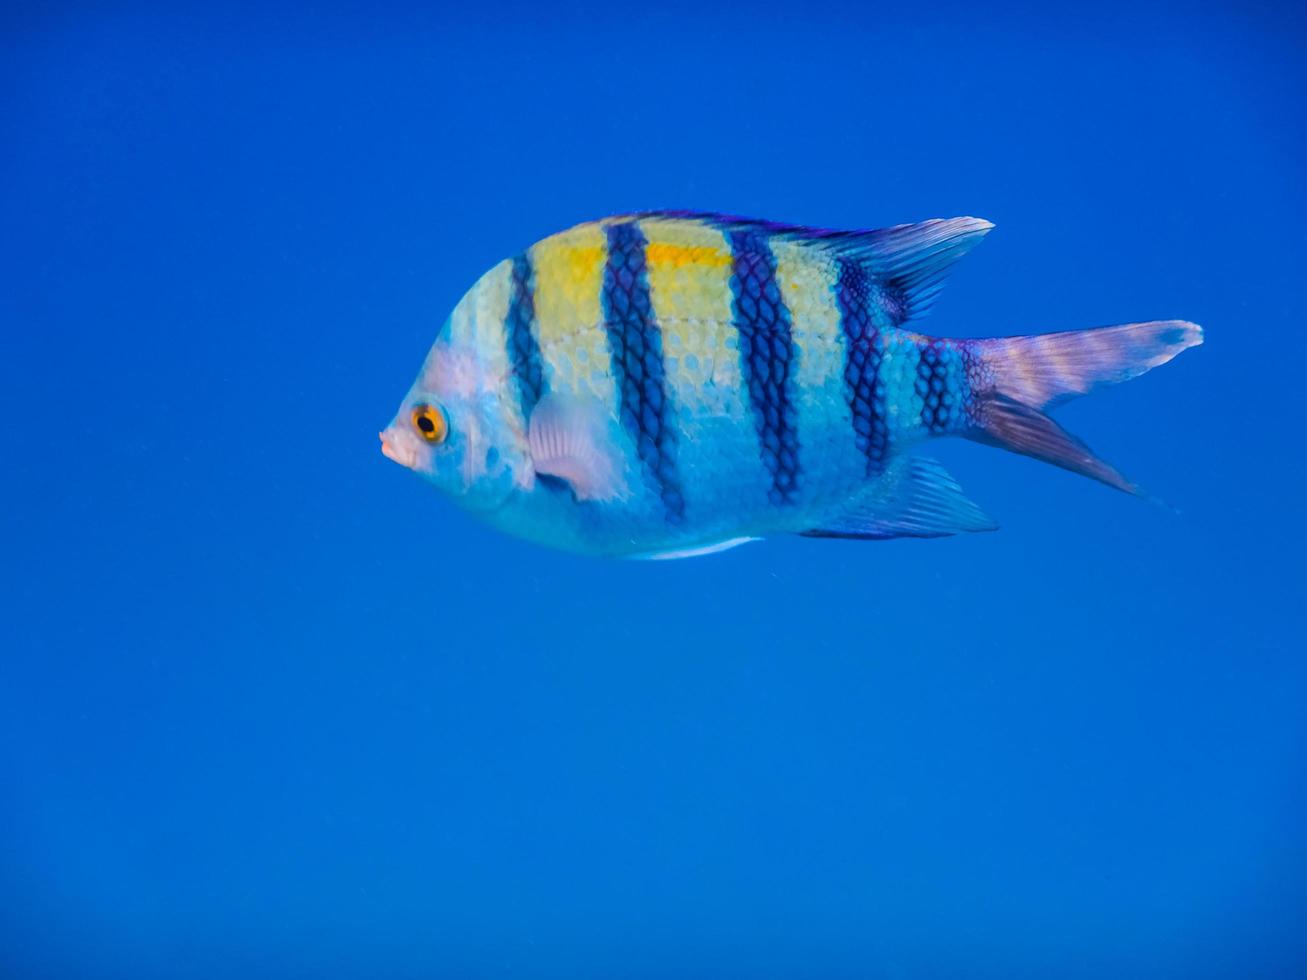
[411, 403, 448, 444]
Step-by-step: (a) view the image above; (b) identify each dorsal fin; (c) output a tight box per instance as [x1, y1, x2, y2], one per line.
[629, 211, 994, 323]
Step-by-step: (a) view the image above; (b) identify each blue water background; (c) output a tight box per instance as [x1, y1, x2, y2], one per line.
[3, 3, 1305, 976]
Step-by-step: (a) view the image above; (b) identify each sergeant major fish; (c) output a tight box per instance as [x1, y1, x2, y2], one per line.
[379, 212, 1201, 558]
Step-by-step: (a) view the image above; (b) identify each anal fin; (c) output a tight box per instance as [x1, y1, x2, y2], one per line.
[802, 457, 997, 541]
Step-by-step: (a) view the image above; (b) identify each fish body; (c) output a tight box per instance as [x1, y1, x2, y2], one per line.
[381, 212, 1201, 558]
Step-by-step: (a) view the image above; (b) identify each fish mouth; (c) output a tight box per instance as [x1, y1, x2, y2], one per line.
[379, 430, 420, 470]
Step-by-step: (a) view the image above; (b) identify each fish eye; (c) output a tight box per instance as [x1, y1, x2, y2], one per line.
[410, 403, 448, 444]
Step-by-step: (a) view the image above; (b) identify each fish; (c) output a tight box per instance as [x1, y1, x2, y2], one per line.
[380, 212, 1202, 559]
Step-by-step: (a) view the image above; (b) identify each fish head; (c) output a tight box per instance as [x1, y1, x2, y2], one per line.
[380, 318, 526, 513]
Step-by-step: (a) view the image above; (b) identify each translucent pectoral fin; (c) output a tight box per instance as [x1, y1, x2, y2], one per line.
[802, 457, 998, 541]
[527, 394, 627, 501]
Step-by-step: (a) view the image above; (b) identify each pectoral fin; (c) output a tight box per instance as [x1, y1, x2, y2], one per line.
[527, 394, 626, 501]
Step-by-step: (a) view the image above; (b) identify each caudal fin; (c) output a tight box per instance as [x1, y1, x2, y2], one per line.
[965, 320, 1202, 493]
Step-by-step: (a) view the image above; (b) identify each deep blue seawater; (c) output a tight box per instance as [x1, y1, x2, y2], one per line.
[3, 3, 1306, 977]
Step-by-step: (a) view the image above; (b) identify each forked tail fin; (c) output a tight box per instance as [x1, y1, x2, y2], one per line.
[964, 320, 1202, 493]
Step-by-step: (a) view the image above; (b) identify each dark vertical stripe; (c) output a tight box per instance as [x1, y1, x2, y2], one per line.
[960, 341, 986, 430]
[728, 230, 800, 505]
[601, 222, 685, 525]
[836, 257, 889, 475]
[505, 253, 545, 419]
[916, 339, 951, 433]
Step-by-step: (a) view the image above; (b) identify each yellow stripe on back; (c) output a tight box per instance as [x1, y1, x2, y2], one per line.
[528, 223, 616, 406]
[638, 217, 767, 517]
[639, 218, 743, 415]
[771, 241, 856, 501]
[773, 241, 843, 392]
